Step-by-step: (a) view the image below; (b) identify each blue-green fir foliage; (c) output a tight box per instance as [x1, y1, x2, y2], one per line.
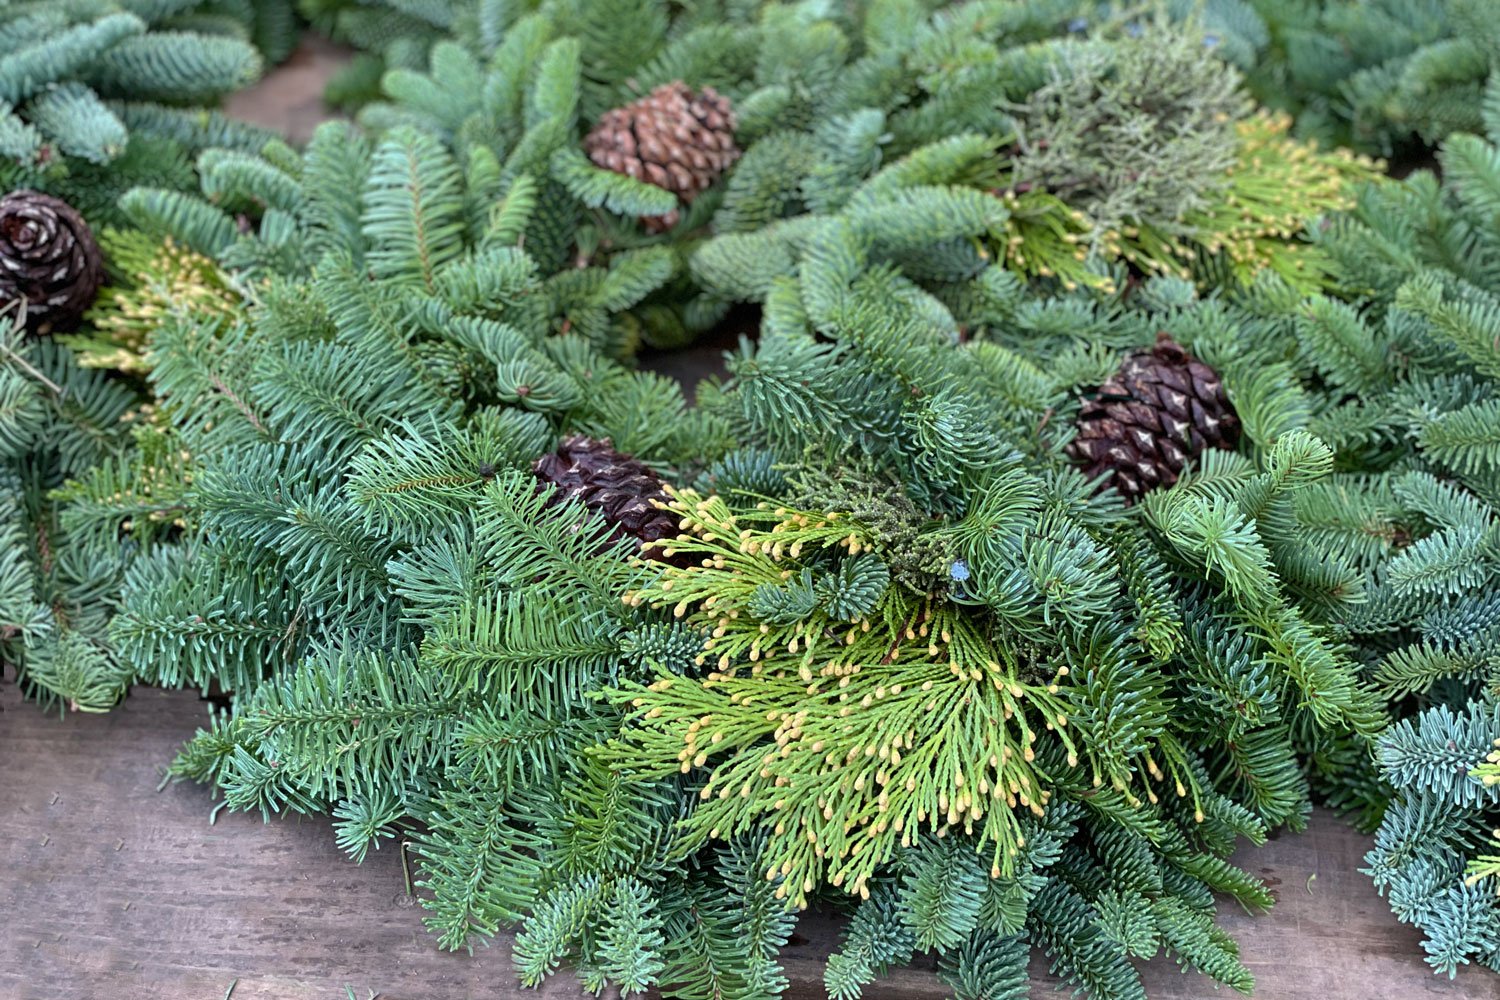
[0, 0, 288, 224]
[1211, 0, 1499, 154]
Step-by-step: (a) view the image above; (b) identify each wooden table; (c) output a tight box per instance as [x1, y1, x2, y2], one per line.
[2, 679, 1491, 999]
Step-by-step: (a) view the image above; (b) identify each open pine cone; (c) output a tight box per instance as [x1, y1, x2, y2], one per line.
[533, 436, 687, 563]
[1066, 332, 1240, 501]
[584, 82, 740, 233]
[0, 190, 103, 335]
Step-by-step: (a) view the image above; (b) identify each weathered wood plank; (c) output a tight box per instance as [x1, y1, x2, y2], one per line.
[0, 682, 559, 1000]
[223, 35, 354, 146]
[2, 679, 1492, 999]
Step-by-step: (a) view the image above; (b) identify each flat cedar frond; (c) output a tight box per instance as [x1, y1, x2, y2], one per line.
[1162, 112, 1381, 291]
[603, 491, 1210, 905]
[70, 235, 242, 373]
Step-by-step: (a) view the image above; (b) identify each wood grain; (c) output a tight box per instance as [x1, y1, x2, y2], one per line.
[222, 35, 354, 146]
[2, 678, 1493, 999]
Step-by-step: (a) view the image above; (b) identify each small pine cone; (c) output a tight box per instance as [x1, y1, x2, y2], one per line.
[0, 190, 103, 335]
[1066, 332, 1240, 502]
[533, 436, 686, 563]
[584, 81, 740, 233]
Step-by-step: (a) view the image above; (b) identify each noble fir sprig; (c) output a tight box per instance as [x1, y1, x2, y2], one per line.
[0, 0, 286, 225]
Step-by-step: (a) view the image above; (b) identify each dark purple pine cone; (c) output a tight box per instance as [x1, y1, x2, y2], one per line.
[584, 81, 740, 233]
[533, 436, 687, 563]
[0, 190, 103, 335]
[1066, 332, 1240, 502]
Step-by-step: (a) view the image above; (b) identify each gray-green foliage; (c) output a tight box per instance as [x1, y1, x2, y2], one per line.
[1010, 15, 1249, 239]
[1322, 119, 1500, 979]
[1365, 701, 1500, 976]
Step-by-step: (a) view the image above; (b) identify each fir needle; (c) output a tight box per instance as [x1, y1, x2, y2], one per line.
[223, 978, 238, 1000]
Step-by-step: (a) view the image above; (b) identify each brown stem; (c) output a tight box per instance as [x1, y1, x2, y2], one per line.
[0, 342, 65, 396]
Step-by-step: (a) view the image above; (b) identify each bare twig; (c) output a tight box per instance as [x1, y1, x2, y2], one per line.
[0, 340, 65, 396]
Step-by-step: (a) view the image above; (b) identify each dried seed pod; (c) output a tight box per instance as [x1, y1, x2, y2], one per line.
[584, 82, 740, 232]
[1066, 332, 1240, 501]
[534, 436, 686, 563]
[0, 190, 103, 335]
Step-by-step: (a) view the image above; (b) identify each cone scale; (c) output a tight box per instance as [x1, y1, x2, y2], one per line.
[1067, 332, 1240, 501]
[584, 82, 740, 232]
[533, 436, 686, 563]
[0, 190, 103, 335]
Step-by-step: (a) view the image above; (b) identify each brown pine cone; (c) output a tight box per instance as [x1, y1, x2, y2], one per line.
[1066, 332, 1240, 502]
[533, 436, 686, 563]
[584, 82, 740, 233]
[0, 190, 103, 335]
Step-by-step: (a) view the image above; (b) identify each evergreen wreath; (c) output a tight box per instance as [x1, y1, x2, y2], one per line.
[3, 1, 1500, 997]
